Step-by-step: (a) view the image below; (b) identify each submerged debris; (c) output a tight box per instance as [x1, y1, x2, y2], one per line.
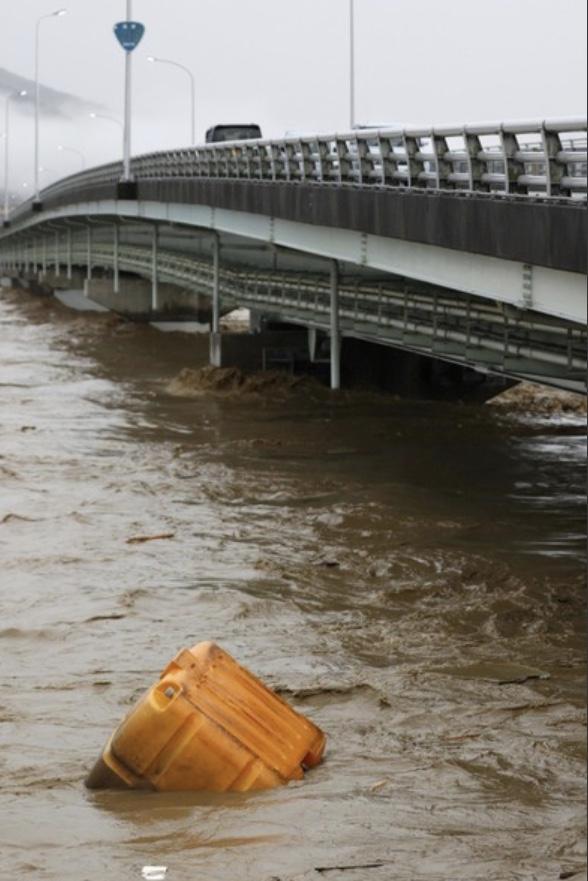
[315, 861, 389, 874]
[1, 513, 39, 524]
[126, 533, 175, 545]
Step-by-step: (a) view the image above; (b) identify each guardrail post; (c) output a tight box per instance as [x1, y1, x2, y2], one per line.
[330, 260, 341, 391]
[464, 132, 486, 191]
[431, 133, 451, 189]
[403, 134, 424, 187]
[379, 135, 400, 187]
[335, 137, 352, 184]
[542, 126, 564, 197]
[500, 129, 526, 194]
[151, 225, 159, 311]
[113, 224, 120, 293]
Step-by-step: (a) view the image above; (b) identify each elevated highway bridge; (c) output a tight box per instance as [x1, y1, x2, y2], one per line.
[1, 117, 586, 394]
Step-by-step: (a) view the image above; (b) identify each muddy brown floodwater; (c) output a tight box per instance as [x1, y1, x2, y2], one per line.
[0, 288, 586, 881]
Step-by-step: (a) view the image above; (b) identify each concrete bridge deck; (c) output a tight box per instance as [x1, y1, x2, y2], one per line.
[1, 118, 586, 394]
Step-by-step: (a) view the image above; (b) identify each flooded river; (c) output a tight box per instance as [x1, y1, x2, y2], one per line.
[1, 287, 586, 881]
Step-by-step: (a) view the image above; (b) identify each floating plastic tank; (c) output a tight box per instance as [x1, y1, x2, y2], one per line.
[86, 642, 326, 792]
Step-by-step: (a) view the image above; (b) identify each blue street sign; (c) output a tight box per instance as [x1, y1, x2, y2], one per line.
[114, 21, 145, 52]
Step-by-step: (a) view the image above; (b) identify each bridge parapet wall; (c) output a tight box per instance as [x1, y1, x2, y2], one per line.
[4, 117, 586, 275]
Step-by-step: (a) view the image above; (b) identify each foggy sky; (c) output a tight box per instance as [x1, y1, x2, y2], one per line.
[1, 0, 586, 196]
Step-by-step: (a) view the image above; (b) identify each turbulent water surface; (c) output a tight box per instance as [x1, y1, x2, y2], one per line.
[0, 288, 586, 881]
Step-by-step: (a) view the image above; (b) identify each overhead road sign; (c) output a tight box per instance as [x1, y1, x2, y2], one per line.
[114, 21, 145, 52]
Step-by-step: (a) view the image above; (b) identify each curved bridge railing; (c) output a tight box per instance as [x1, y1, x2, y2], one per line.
[7, 239, 584, 389]
[11, 117, 587, 223]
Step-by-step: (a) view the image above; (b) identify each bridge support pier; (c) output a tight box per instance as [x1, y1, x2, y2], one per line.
[209, 233, 221, 367]
[330, 260, 341, 391]
[308, 327, 318, 362]
[66, 228, 73, 280]
[86, 225, 92, 281]
[209, 333, 222, 368]
[54, 232, 60, 277]
[113, 224, 120, 293]
[151, 226, 159, 311]
[212, 233, 220, 333]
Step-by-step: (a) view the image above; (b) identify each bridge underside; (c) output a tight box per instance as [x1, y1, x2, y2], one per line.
[1, 207, 585, 394]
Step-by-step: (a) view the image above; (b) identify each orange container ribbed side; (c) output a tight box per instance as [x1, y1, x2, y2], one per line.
[85, 642, 326, 792]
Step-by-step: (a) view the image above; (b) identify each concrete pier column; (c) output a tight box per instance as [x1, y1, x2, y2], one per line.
[113, 224, 120, 293]
[67, 227, 73, 280]
[210, 233, 221, 367]
[249, 309, 263, 333]
[41, 235, 47, 277]
[86, 225, 92, 281]
[54, 231, 60, 276]
[212, 233, 220, 334]
[330, 260, 341, 390]
[151, 225, 159, 311]
[308, 327, 318, 362]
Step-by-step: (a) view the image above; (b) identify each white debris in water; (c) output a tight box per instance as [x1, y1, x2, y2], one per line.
[141, 868, 168, 880]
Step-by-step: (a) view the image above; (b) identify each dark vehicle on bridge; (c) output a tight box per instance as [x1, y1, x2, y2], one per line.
[205, 124, 262, 143]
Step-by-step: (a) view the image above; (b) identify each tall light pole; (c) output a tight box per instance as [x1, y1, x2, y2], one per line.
[349, 0, 356, 130]
[89, 112, 123, 132]
[123, 0, 133, 181]
[34, 8, 67, 207]
[113, 2, 145, 192]
[147, 56, 196, 146]
[3, 90, 27, 226]
[58, 144, 86, 170]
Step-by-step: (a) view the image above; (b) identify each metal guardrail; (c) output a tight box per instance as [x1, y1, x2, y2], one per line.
[23, 117, 587, 217]
[3, 239, 584, 382]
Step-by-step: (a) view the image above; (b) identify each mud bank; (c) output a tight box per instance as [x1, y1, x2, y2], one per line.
[166, 365, 322, 399]
[489, 381, 587, 416]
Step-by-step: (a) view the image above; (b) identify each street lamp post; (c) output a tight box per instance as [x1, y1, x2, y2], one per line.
[34, 8, 67, 207]
[89, 112, 123, 131]
[349, 0, 355, 130]
[58, 144, 86, 171]
[123, 0, 133, 181]
[113, 2, 145, 195]
[3, 90, 27, 226]
[147, 56, 196, 146]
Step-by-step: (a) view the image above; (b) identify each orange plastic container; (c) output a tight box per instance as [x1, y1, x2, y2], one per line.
[85, 642, 326, 792]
